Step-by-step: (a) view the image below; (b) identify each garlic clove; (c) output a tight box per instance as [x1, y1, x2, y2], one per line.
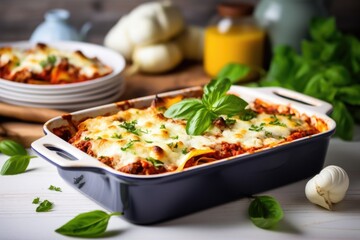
[305, 165, 349, 210]
[305, 177, 332, 210]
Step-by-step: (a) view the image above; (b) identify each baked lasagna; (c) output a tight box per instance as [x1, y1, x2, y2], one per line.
[64, 93, 328, 175]
[0, 43, 112, 84]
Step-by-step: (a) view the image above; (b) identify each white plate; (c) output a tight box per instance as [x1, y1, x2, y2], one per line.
[1, 81, 126, 111]
[0, 76, 123, 99]
[0, 80, 125, 104]
[0, 41, 125, 93]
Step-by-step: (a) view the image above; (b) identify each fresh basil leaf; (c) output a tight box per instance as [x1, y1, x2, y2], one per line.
[217, 63, 250, 84]
[164, 98, 203, 119]
[202, 78, 232, 108]
[55, 210, 122, 237]
[324, 65, 352, 86]
[36, 200, 53, 212]
[337, 85, 360, 105]
[331, 101, 354, 140]
[303, 74, 337, 102]
[186, 108, 215, 135]
[310, 17, 340, 42]
[266, 45, 300, 84]
[0, 139, 27, 156]
[0, 155, 35, 175]
[248, 195, 284, 229]
[212, 94, 248, 115]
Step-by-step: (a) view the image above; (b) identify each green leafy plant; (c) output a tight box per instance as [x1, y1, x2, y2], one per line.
[248, 195, 284, 229]
[55, 210, 122, 237]
[0, 140, 37, 175]
[218, 17, 360, 140]
[164, 78, 248, 135]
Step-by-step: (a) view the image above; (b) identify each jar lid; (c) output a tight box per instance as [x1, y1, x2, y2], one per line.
[217, 2, 254, 17]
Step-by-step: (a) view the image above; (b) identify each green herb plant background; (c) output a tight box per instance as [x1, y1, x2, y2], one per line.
[218, 17, 360, 140]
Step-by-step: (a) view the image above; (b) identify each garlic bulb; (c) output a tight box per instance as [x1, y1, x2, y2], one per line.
[305, 165, 349, 210]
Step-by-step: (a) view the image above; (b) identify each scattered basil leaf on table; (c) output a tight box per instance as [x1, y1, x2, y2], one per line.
[165, 78, 248, 135]
[0, 140, 37, 175]
[32, 197, 40, 204]
[55, 210, 122, 237]
[248, 195, 284, 229]
[0, 139, 27, 156]
[36, 200, 54, 212]
[49, 185, 62, 192]
[0, 155, 36, 175]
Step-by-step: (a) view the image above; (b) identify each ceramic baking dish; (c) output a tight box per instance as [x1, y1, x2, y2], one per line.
[31, 86, 336, 224]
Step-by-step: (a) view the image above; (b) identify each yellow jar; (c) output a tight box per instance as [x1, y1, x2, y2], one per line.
[204, 3, 265, 77]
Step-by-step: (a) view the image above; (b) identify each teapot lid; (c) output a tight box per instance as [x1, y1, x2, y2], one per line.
[45, 9, 70, 21]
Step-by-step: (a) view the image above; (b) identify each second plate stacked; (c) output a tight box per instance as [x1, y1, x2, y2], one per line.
[0, 41, 126, 111]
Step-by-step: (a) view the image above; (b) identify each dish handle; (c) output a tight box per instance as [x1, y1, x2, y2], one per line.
[235, 86, 333, 115]
[31, 134, 104, 169]
[245, 87, 333, 115]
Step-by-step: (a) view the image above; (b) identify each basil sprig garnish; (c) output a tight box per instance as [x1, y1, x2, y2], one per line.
[0, 140, 37, 175]
[165, 78, 248, 135]
[248, 195, 284, 229]
[55, 210, 122, 237]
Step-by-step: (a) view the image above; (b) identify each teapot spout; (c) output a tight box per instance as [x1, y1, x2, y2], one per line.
[80, 22, 92, 41]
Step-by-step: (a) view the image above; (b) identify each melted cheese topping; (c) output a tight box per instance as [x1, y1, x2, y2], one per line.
[70, 102, 325, 174]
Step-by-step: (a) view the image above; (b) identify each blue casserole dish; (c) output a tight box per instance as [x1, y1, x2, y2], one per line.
[31, 86, 336, 224]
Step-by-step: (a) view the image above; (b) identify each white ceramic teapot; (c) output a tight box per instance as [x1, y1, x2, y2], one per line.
[30, 9, 91, 42]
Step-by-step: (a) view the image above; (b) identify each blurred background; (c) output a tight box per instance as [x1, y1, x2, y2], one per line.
[1, 0, 359, 43]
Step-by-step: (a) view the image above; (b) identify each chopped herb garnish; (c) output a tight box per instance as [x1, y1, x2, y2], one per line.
[120, 140, 140, 151]
[145, 157, 164, 169]
[40, 55, 57, 68]
[170, 135, 179, 140]
[160, 124, 166, 129]
[269, 115, 287, 127]
[32, 197, 40, 204]
[182, 148, 189, 154]
[119, 120, 139, 135]
[49, 185, 62, 192]
[239, 109, 258, 121]
[145, 140, 153, 143]
[84, 137, 91, 141]
[167, 142, 178, 149]
[225, 118, 236, 126]
[249, 123, 265, 132]
[97, 136, 102, 140]
[265, 131, 273, 137]
[48, 55, 57, 65]
[119, 120, 147, 135]
[111, 133, 122, 139]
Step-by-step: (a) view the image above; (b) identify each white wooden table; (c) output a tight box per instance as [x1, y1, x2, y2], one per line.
[1, 134, 359, 240]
